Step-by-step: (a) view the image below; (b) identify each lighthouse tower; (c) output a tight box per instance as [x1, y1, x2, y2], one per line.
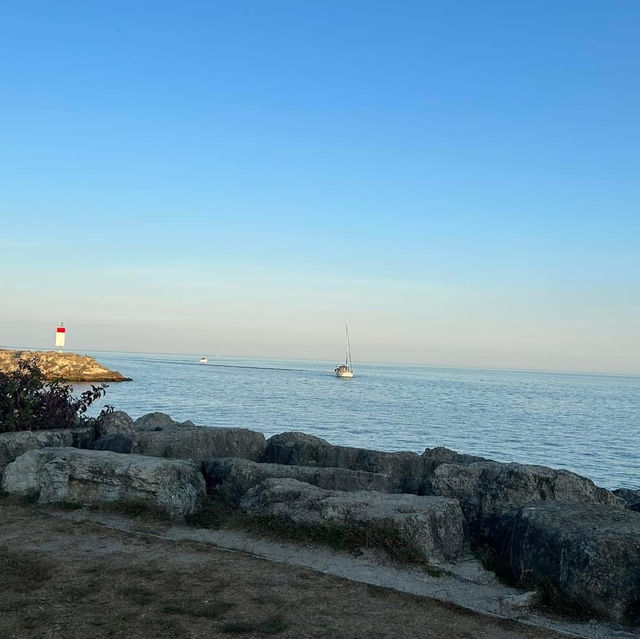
[55, 322, 66, 351]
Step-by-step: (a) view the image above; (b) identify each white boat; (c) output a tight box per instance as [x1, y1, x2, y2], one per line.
[200, 357, 209, 363]
[334, 318, 354, 378]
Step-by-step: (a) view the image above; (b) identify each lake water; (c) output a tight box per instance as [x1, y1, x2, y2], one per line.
[81, 351, 639, 490]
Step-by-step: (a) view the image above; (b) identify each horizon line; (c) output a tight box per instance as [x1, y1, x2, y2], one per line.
[2, 344, 639, 380]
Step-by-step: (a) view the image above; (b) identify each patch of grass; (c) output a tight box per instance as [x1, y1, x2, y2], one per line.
[89, 500, 172, 522]
[186, 496, 447, 571]
[221, 615, 287, 635]
[185, 495, 239, 528]
[65, 578, 102, 600]
[422, 564, 447, 578]
[473, 543, 499, 573]
[242, 514, 442, 568]
[56, 500, 83, 510]
[118, 584, 157, 606]
[161, 600, 235, 619]
[0, 547, 55, 592]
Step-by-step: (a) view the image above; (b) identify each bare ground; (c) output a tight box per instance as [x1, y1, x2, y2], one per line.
[0, 500, 577, 639]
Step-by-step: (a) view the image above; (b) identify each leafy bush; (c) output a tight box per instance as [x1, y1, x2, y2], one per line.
[0, 357, 113, 433]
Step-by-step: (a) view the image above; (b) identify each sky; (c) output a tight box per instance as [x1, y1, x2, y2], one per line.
[1, 1, 639, 373]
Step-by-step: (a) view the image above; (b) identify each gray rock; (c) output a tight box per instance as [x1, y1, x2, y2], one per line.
[203, 457, 393, 503]
[239, 478, 464, 563]
[133, 412, 180, 431]
[614, 488, 640, 512]
[93, 411, 134, 439]
[421, 446, 489, 475]
[427, 460, 623, 533]
[0, 427, 94, 474]
[96, 424, 266, 463]
[490, 502, 640, 624]
[263, 432, 426, 492]
[496, 591, 543, 616]
[92, 432, 135, 454]
[1, 447, 205, 519]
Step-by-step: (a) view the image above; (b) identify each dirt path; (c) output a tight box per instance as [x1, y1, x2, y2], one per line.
[0, 501, 581, 639]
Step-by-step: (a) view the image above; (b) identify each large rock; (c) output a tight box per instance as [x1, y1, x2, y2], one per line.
[240, 478, 464, 563]
[91, 411, 194, 448]
[614, 488, 640, 512]
[263, 432, 427, 492]
[95, 423, 266, 463]
[203, 457, 393, 503]
[1, 447, 205, 519]
[133, 412, 182, 431]
[427, 460, 623, 534]
[490, 502, 640, 624]
[0, 427, 94, 474]
[93, 411, 135, 438]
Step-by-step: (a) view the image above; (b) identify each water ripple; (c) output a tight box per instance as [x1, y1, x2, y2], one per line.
[80, 352, 640, 490]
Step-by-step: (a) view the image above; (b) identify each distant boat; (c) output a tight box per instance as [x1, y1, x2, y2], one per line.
[200, 357, 209, 363]
[334, 318, 354, 378]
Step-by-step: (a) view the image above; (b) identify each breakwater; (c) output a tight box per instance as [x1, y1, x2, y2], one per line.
[0, 349, 131, 382]
[1, 411, 638, 626]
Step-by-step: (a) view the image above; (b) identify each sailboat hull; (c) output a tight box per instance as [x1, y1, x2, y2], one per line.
[335, 368, 354, 378]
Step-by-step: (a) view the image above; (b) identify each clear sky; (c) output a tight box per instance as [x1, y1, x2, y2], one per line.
[1, 1, 639, 373]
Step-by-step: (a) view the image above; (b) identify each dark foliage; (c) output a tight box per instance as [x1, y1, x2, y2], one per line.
[0, 357, 113, 433]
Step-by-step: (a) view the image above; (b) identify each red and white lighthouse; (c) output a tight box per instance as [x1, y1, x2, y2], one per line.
[55, 322, 66, 350]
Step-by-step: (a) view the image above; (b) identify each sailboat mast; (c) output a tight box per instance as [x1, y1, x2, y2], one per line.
[345, 317, 352, 371]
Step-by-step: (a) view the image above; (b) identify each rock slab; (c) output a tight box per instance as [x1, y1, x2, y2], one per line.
[0, 427, 94, 474]
[240, 478, 464, 563]
[263, 432, 427, 492]
[491, 502, 640, 624]
[614, 488, 640, 512]
[427, 460, 623, 534]
[1, 447, 205, 519]
[203, 457, 393, 503]
[94, 419, 266, 463]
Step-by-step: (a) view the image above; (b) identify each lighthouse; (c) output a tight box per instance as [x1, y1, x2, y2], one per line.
[55, 322, 66, 351]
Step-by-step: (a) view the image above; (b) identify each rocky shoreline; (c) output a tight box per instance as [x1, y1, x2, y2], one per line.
[0, 349, 131, 382]
[1, 412, 638, 628]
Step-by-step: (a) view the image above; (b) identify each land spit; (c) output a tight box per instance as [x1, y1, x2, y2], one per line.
[0, 349, 131, 382]
[0, 410, 639, 636]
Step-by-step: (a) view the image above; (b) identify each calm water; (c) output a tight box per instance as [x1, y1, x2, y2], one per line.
[81, 351, 639, 490]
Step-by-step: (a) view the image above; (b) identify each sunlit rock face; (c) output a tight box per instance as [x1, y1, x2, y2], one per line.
[2, 447, 205, 519]
[0, 349, 131, 382]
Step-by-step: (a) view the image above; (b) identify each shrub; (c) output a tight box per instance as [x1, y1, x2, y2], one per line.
[0, 357, 113, 433]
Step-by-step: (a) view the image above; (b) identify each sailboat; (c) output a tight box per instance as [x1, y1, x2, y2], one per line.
[334, 318, 354, 378]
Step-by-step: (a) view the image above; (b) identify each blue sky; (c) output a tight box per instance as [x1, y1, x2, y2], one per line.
[1, 1, 639, 373]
